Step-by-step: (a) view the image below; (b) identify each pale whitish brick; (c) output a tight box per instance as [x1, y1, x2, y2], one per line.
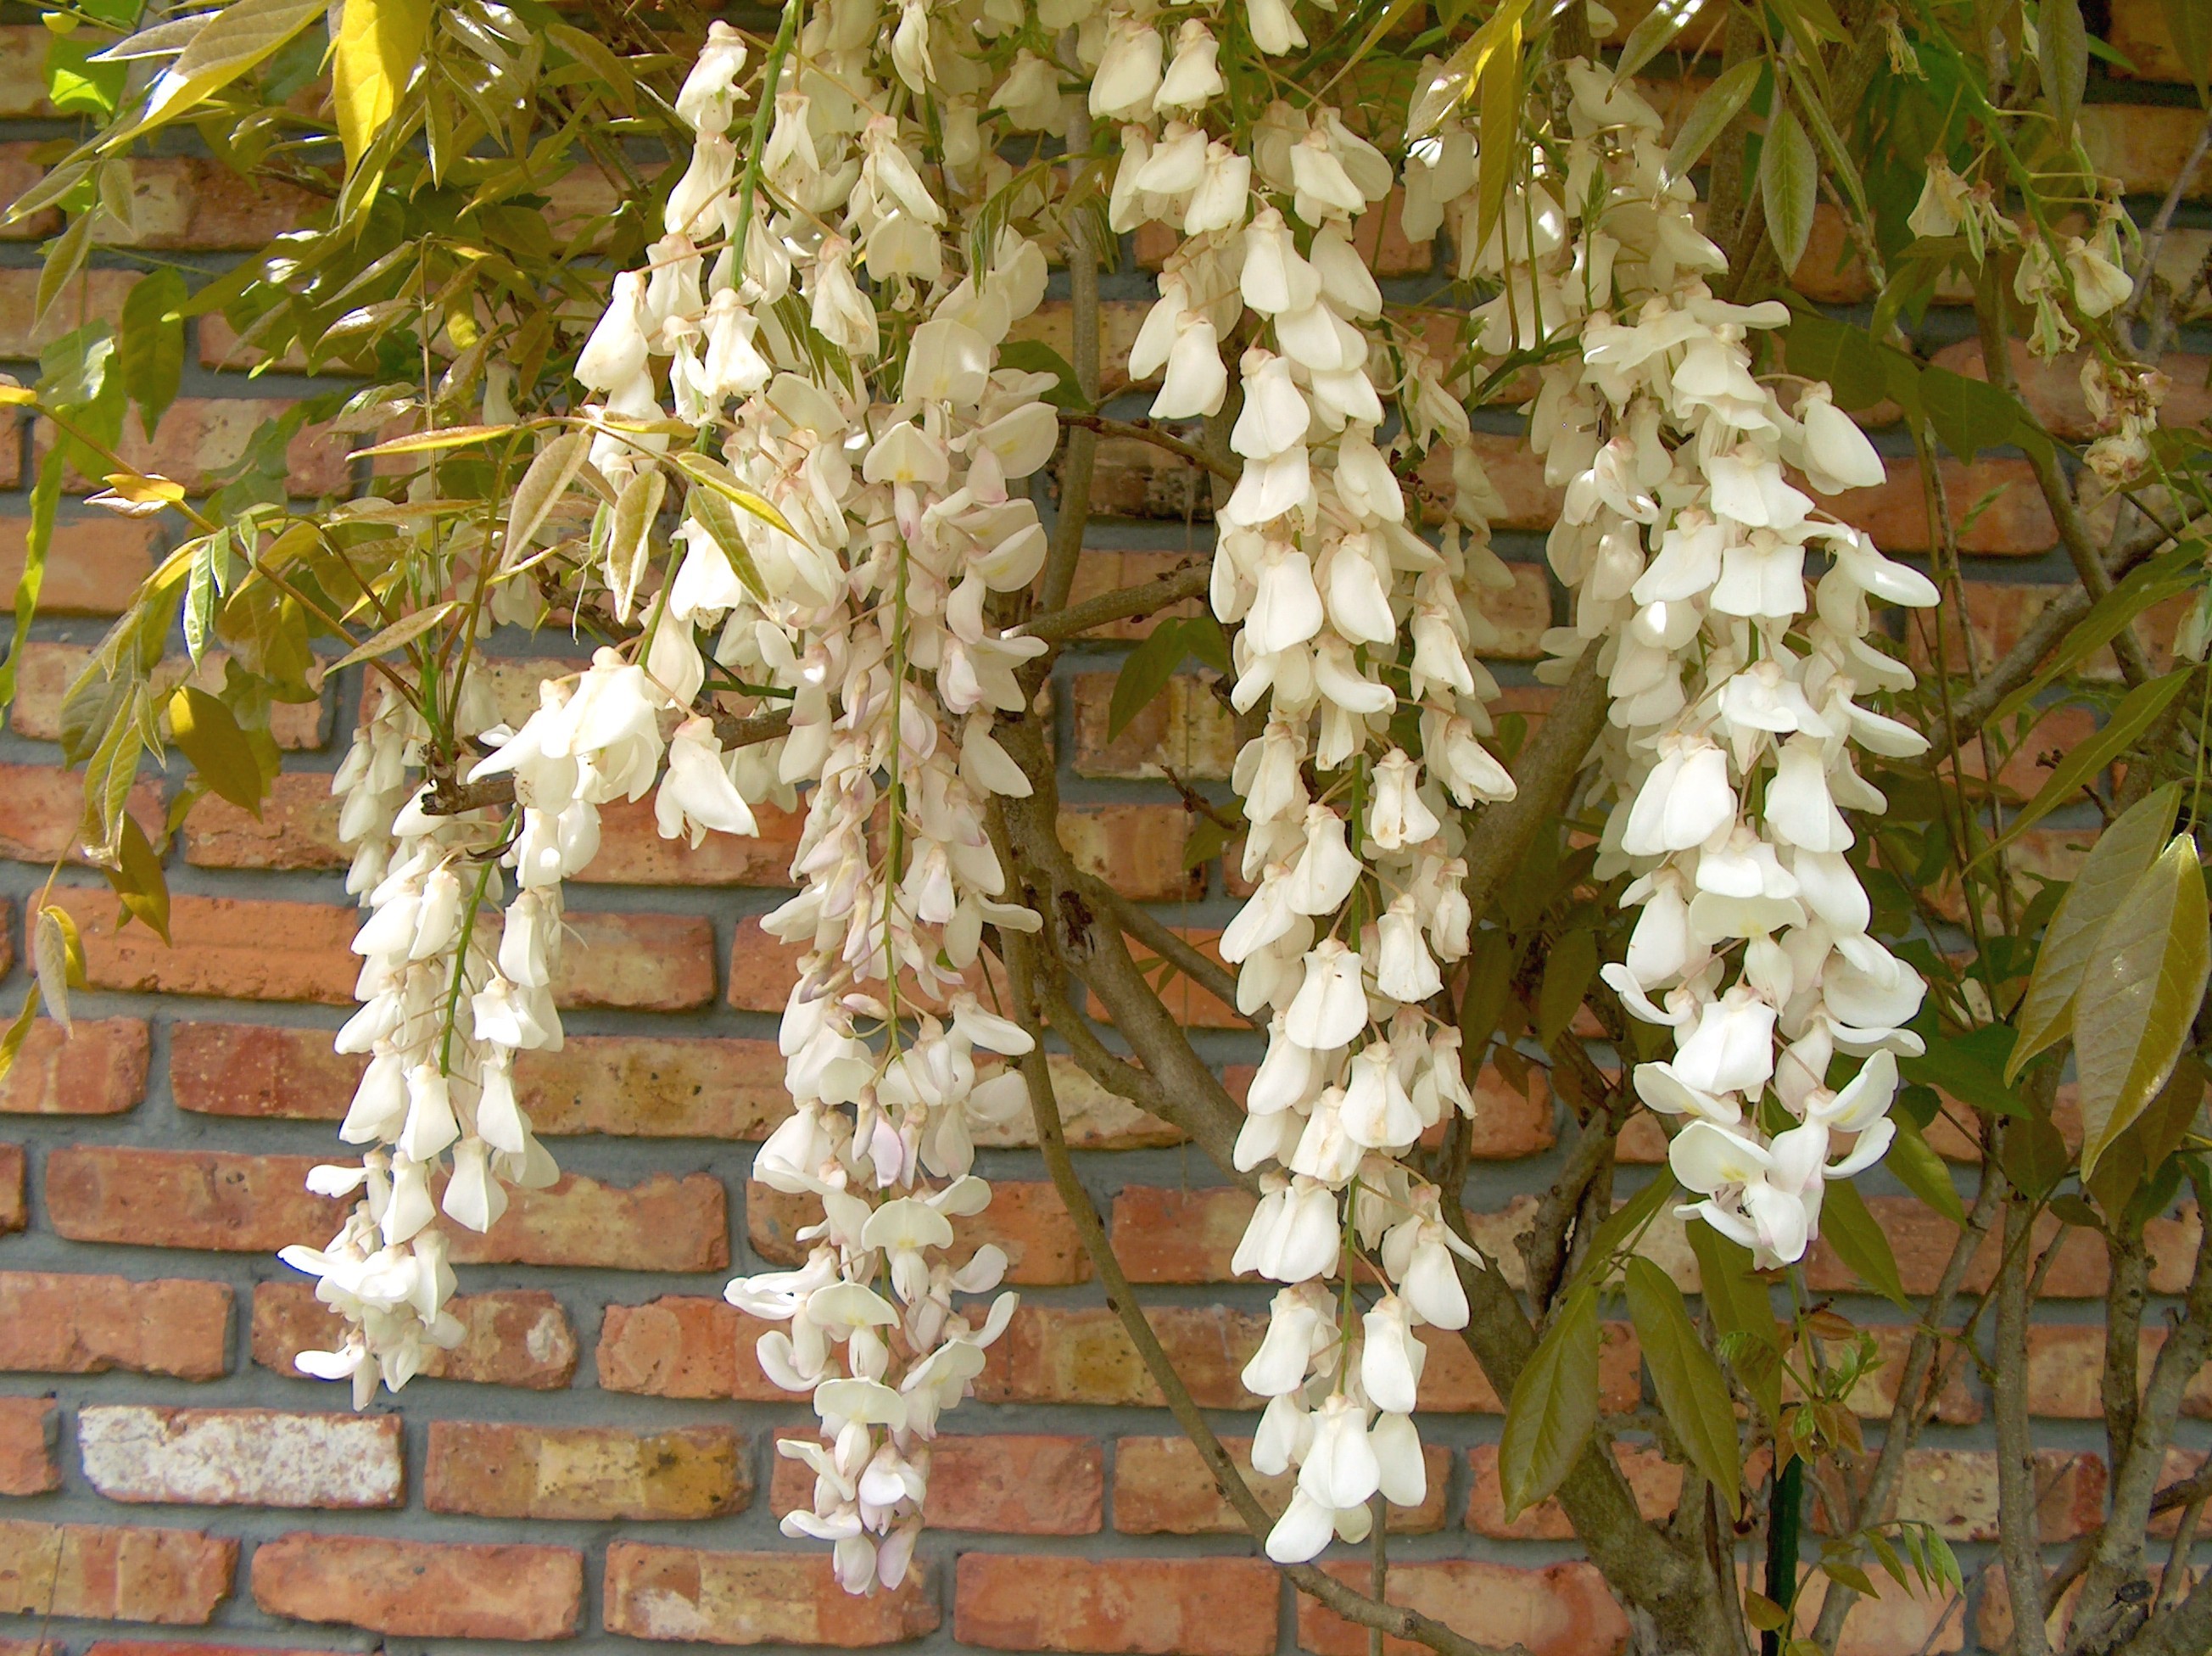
[76, 1405, 404, 1509]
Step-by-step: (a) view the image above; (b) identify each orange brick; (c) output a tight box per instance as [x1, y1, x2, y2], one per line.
[1466, 1443, 1683, 1540]
[7, 643, 327, 750]
[250, 1532, 581, 1641]
[0, 1398, 56, 1496]
[1832, 456, 2054, 554]
[0, 1520, 235, 1624]
[0, 1271, 231, 1380]
[1113, 1433, 1448, 1535]
[1059, 803, 1204, 899]
[426, 1421, 747, 1520]
[0, 1145, 17, 1234]
[605, 1546, 939, 1646]
[771, 1429, 1103, 1535]
[2110, 0, 2201, 84]
[0, 763, 163, 865]
[1297, 1560, 1629, 1656]
[103, 157, 325, 251]
[597, 1296, 787, 1403]
[0, 1016, 147, 1115]
[957, 1555, 1277, 1656]
[252, 1282, 574, 1390]
[750, 1178, 1088, 1285]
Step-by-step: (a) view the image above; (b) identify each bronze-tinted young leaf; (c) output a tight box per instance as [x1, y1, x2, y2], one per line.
[503, 429, 588, 569]
[686, 484, 772, 604]
[2010, 783, 2181, 1078]
[2075, 835, 2212, 1183]
[605, 467, 667, 623]
[1760, 104, 1818, 275]
[1498, 1284, 1599, 1519]
[1625, 1257, 1740, 1518]
[1997, 1111, 2071, 1201]
[1818, 1180, 1910, 1308]
[167, 683, 265, 816]
[103, 812, 170, 943]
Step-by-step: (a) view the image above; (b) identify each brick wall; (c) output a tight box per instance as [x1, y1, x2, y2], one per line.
[0, 7, 2208, 1655]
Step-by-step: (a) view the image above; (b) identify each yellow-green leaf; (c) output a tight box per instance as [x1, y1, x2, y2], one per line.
[1625, 1257, 1740, 1518]
[2046, 0, 2089, 141]
[1761, 103, 1818, 274]
[606, 467, 666, 623]
[685, 484, 771, 605]
[1979, 669, 2195, 863]
[1536, 928, 1596, 1050]
[32, 904, 81, 1036]
[333, 0, 433, 176]
[327, 599, 459, 672]
[1472, 14, 1522, 270]
[2075, 835, 2212, 1183]
[1819, 1180, 1910, 1308]
[167, 683, 265, 816]
[1498, 1284, 1599, 1519]
[121, 0, 327, 140]
[673, 451, 804, 544]
[354, 422, 517, 457]
[2009, 783, 2181, 1079]
[503, 429, 588, 569]
[1667, 58, 1762, 176]
[103, 812, 170, 943]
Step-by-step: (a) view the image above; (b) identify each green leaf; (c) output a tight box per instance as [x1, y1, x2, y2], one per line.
[1537, 928, 1596, 1050]
[1918, 365, 2025, 460]
[120, 266, 187, 439]
[1498, 1284, 1599, 1519]
[673, 451, 807, 544]
[544, 21, 634, 113]
[997, 339, 1089, 411]
[103, 812, 171, 944]
[1785, 314, 1889, 411]
[1997, 1111, 2071, 1200]
[1887, 1114, 1966, 1227]
[2159, 0, 2210, 104]
[1788, 75, 1868, 223]
[333, 0, 430, 176]
[1626, 1257, 1741, 1518]
[1457, 929, 1517, 1060]
[1688, 1222, 1780, 1418]
[1109, 618, 1193, 741]
[1575, 1177, 1679, 1288]
[122, 0, 328, 139]
[1613, 0, 1702, 81]
[0, 989, 43, 1088]
[2010, 783, 2181, 1078]
[327, 599, 458, 673]
[167, 683, 265, 816]
[1980, 669, 2196, 861]
[2075, 835, 2212, 1183]
[0, 448, 64, 720]
[2086, 1052, 2205, 1219]
[35, 209, 96, 333]
[1472, 11, 1522, 266]
[44, 34, 129, 118]
[1901, 1022, 2024, 1116]
[1984, 542, 2205, 731]
[685, 484, 772, 605]
[1667, 59, 1762, 176]
[1819, 1180, 1911, 1307]
[2045, 0, 2089, 140]
[1760, 104, 1818, 275]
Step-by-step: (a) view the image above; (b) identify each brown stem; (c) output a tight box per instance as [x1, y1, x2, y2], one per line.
[1079, 872, 1256, 1028]
[1024, 562, 1213, 643]
[1058, 411, 1242, 484]
[1994, 1180, 2053, 1656]
[998, 926, 1530, 1656]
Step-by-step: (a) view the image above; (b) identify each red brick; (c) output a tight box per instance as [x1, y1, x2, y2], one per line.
[598, 1297, 791, 1401]
[1414, 1320, 1645, 1414]
[0, 1017, 148, 1115]
[75, 1406, 403, 1509]
[771, 1429, 1102, 1534]
[0, 1145, 19, 1234]
[0, 29, 55, 117]
[977, 1305, 1263, 1408]
[82, 1645, 343, 1656]
[1094, 927, 1241, 1028]
[1297, 1560, 1628, 1656]
[750, 1178, 1088, 1284]
[0, 1520, 235, 1624]
[1843, 1448, 2106, 1543]
[958, 1555, 1278, 1656]
[0, 518, 158, 614]
[46, 1147, 344, 1253]
[35, 400, 349, 495]
[8, 645, 326, 750]
[0, 143, 54, 245]
[0, 764, 164, 865]
[1059, 551, 1209, 641]
[1832, 456, 2053, 554]
[252, 1282, 574, 1389]
[606, 1546, 939, 1646]
[171, 1021, 793, 1138]
[105, 157, 325, 251]
[0, 1273, 231, 1379]
[1113, 1434, 1448, 1536]
[1109, 1186, 1255, 1284]
[450, 1169, 728, 1271]
[250, 1532, 581, 1641]
[0, 262, 134, 353]
[179, 776, 343, 871]
[52, 892, 358, 1004]
[560, 909, 719, 1009]
[426, 1421, 746, 1520]
[2023, 1325, 2212, 1418]
[0, 1398, 56, 1496]
[1803, 1195, 2187, 1300]
[1794, 1573, 1963, 1655]
[1467, 1443, 1683, 1540]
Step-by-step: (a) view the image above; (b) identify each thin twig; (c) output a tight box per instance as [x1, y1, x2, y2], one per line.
[1023, 562, 1212, 643]
[1058, 411, 1242, 484]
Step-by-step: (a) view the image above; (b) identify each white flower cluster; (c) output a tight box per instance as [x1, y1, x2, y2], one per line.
[1507, 65, 1939, 1267]
[1084, 0, 1534, 1566]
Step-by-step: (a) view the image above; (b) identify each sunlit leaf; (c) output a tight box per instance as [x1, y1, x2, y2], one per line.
[686, 484, 771, 605]
[326, 599, 458, 673]
[354, 422, 518, 457]
[119, 267, 187, 439]
[167, 683, 265, 815]
[32, 904, 83, 1036]
[1667, 59, 1762, 176]
[123, 0, 327, 139]
[103, 813, 171, 943]
[2075, 835, 2212, 1183]
[502, 428, 588, 568]
[333, 0, 430, 176]
[673, 451, 807, 544]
